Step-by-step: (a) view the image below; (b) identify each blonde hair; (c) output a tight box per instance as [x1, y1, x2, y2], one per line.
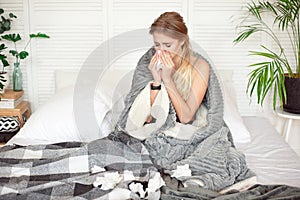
[149, 12, 193, 100]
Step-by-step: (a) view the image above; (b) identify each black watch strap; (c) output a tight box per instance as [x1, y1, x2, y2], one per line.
[151, 83, 161, 90]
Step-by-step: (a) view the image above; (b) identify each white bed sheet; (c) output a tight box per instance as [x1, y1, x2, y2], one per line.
[238, 116, 300, 188]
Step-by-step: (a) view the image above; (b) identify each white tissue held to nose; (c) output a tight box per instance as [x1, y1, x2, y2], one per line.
[156, 50, 163, 71]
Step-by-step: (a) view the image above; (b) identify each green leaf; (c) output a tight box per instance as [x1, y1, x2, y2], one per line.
[261, 77, 275, 104]
[9, 13, 17, 18]
[9, 50, 18, 57]
[249, 62, 271, 67]
[0, 8, 4, 15]
[248, 78, 257, 97]
[3, 20, 11, 30]
[1, 33, 22, 43]
[233, 24, 263, 43]
[280, 72, 287, 103]
[0, 44, 7, 51]
[1, 59, 9, 67]
[0, 54, 9, 67]
[0, 55, 9, 66]
[273, 83, 278, 110]
[264, 1, 278, 15]
[249, 50, 276, 59]
[247, 1, 262, 20]
[261, 63, 275, 104]
[19, 51, 29, 59]
[276, 76, 283, 107]
[30, 32, 50, 39]
[256, 73, 262, 104]
[245, 55, 288, 107]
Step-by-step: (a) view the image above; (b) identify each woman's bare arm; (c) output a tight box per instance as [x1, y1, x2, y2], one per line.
[164, 59, 209, 124]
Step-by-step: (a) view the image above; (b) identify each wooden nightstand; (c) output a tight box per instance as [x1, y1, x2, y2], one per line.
[0, 101, 31, 127]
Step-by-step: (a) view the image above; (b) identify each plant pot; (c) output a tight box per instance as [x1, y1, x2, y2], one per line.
[283, 75, 300, 114]
[0, 72, 10, 94]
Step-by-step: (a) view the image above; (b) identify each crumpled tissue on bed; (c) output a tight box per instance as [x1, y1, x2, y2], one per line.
[147, 172, 166, 193]
[129, 182, 147, 198]
[93, 171, 122, 190]
[129, 172, 165, 199]
[91, 165, 105, 174]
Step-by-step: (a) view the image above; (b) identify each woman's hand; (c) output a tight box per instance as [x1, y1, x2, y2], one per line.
[160, 51, 176, 84]
[148, 52, 162, 84]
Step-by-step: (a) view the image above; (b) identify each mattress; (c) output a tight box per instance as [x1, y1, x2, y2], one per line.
[239, 116, 300, 187]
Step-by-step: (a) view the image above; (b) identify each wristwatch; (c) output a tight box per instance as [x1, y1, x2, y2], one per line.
[151, 82, 161, 90]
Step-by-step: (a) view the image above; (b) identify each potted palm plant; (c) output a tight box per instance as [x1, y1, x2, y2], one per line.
[233, 0, 300, 113]
[0, 8, 17, 93]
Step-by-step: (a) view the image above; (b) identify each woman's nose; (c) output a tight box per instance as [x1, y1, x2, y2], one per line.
[155, 46, 165, 51]
[155, 47, 163, 51]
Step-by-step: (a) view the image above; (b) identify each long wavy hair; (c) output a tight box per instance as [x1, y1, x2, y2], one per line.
[149, 12, 192, 100]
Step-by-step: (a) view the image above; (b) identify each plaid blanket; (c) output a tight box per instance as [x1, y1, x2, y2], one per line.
[0, 131, 162, 199]
[1, 131, 300, 200]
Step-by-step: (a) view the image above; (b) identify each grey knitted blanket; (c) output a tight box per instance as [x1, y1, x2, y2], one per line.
[116, 47, 254, 191]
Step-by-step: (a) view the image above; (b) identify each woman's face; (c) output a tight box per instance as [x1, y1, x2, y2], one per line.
[152, 32, 184, 58]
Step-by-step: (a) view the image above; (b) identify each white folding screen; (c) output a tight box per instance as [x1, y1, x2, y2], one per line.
[188, 0, 263, 115]
[27, 0, 108, 106]
[1, 0, 265, 115]
[0, 0, 29, 100]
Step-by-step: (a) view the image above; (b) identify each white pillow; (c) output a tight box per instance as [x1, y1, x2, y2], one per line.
[7, 87, 83, 145]
[7, 69, 133, 145]
[95, 69, 134, 108]
[94, 69, 134, 136]
[8, 86, 116, 145]
[218, 71, 251, 143]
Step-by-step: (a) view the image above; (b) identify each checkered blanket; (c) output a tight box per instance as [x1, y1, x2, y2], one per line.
[0, 131, 161, 199]
[2, 131, 300, 200]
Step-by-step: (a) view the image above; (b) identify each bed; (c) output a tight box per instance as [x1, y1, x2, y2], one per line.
[1, 52, 300, 199]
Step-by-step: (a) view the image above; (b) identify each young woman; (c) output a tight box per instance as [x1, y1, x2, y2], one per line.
[147, 12, 209, 125]
[116, 11, 254, 192]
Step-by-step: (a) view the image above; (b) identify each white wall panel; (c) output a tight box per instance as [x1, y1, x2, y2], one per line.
[28, 0, 107, 108]
[109, 0, 187, 37]
[189, 0, 262, 115]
